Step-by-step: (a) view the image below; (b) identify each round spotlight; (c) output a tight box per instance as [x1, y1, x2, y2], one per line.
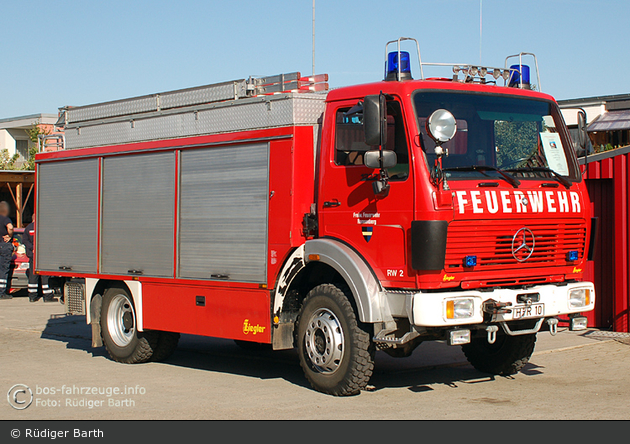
[453, 65, 460, 74]
[470, 66, 479, 76]
[493, 68, 501, 79]
[426, 109, 457, 144]
[480, 67, 488, 77]
[502, 70, 511, 80]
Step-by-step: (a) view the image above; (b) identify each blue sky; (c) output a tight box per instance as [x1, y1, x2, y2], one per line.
[1, 0, 628, 118]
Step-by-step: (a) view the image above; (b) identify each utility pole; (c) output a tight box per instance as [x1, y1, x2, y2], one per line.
[312, 0, 315, 75]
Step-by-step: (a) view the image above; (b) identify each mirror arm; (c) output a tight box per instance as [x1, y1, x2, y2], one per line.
[375, 92, 390, 196]
[373, 168, 390, 197]
[577, 107, 589, 178]
[431, 142, 449, 191]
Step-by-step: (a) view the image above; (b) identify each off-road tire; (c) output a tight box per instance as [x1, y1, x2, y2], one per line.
[296, 283, 375, 396]
[101, 286, 158, 364]
[462, 332, 537, 375]
[151, 332, 180, 362]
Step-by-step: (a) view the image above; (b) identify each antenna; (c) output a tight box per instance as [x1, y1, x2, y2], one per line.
[312, 0, 315, 75]
[479, 0, 483, 64]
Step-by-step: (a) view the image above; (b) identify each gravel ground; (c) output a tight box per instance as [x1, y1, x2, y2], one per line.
[1, 295, 629, 420]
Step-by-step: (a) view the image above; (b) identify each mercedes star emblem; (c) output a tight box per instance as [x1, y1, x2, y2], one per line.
[512, 227, 535, 262]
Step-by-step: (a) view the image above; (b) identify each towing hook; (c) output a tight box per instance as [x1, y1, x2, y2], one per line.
[547, 318, 559, 336]
[482, 299, 513, 315]
[486, 325, 499, 344]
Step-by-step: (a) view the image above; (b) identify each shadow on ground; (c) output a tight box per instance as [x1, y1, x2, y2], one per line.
[40, 315, 546, 393]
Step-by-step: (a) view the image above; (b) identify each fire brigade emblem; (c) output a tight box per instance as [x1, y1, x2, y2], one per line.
[362, 226, 373, 242]
[511, 227, 535, 262]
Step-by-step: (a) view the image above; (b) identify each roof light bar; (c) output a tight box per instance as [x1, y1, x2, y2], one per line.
[449, 64, 517, 84]
[382, 37, 542, 89]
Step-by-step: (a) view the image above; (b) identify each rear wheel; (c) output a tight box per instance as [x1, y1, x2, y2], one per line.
[296, 283, 374, 396]
[151, 332, 180, 362]
[462, 332, 537, 375]
[101, 286, 158, 364]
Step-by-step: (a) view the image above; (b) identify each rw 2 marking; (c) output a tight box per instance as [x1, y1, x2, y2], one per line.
[387, 269, 404, 278]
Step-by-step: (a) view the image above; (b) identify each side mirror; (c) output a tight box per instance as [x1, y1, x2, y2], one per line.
[364, 150, 397, 169]
[364, 94, 387, 147]
[577, 110, 588, 151]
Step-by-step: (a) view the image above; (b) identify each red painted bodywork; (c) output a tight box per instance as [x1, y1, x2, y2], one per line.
[583, 151, 630, 331]
[36, 78, 594, 340]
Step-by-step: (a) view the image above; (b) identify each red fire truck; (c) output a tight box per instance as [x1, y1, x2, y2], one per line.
[36, 38, 595, 395]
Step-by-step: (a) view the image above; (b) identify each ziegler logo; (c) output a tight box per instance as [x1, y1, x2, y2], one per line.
[243, 319, 266, 335]
[443, 275, 455, 282]
[573, 267, 583, 273]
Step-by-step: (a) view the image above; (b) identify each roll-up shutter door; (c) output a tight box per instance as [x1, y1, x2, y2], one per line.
[101, 152, 175, 277]
[37, 159, 99, 273]
[179, 143, 269, 283]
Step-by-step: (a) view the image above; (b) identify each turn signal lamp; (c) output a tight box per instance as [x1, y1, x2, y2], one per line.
[446, 299, 474, 319]
[569, 288, 591, 308]
[508, 64, 531, 88]
[386, 51, 412, 81]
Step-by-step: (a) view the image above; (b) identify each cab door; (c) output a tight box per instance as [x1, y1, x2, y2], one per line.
[318, 97, 415, 286]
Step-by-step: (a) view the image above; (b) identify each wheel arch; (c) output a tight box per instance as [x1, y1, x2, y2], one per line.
[273, 238, 384, 324]
[85, 278, 144, 331]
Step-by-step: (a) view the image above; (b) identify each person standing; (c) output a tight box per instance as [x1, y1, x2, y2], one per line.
[0, 202, 14, 299]
[23, 213, 56, 302]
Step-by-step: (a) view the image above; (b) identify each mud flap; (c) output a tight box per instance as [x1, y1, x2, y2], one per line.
[90, 294, 103, 348]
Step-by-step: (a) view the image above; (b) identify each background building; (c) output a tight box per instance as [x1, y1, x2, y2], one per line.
[0, 113, 63, 227]
[0, 113, 58, 168]
[559, 94, 630, 153]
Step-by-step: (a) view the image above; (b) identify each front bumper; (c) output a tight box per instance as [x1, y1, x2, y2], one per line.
[408, 282, 595, 328]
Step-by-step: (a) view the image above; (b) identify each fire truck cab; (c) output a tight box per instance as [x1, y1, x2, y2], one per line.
[36, 38, 595, 396]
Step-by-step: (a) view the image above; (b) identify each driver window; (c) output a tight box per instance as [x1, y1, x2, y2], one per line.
[334, 101, 410, 181]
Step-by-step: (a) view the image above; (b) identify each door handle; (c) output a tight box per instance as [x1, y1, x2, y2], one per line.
[323, 200, 341, 208]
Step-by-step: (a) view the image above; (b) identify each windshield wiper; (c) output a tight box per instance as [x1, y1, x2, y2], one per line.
[442, 165, 521, 188]
[505, 166, 571, 189]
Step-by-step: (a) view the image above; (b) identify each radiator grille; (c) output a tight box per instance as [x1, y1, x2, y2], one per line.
[445, 220, 587, 272]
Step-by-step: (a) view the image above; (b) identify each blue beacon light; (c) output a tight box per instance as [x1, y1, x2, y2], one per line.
[566, 250, 579, 262]
[508, 64, 531, 88]
[386, 51, 412, 81]
[464, 255, 477, 268]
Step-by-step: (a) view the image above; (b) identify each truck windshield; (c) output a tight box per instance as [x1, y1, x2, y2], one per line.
[413, 91, 579, 182]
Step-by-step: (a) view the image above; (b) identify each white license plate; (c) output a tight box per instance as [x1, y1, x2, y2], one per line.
[512, 303, 544, 320]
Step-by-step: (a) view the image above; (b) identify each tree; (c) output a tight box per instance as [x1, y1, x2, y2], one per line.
[24, 122, 50, 170]
[0, 149, 20, 170]
[495, 120, 540, 168]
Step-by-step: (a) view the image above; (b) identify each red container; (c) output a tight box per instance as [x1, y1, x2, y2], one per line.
[582, 147, 630, 332]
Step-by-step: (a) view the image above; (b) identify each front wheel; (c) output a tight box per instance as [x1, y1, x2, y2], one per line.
[462, 332, 537, 375]
[101, 286, 158, 364]
[296, 283, 375, 396]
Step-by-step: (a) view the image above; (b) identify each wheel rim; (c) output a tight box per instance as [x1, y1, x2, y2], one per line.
[107, 294, 136, 347]
[304, 308, 344, 374]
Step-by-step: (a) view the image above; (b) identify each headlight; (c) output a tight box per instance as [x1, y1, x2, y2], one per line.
[446, 298, 474, 319]
[569, 288, 591, 308]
